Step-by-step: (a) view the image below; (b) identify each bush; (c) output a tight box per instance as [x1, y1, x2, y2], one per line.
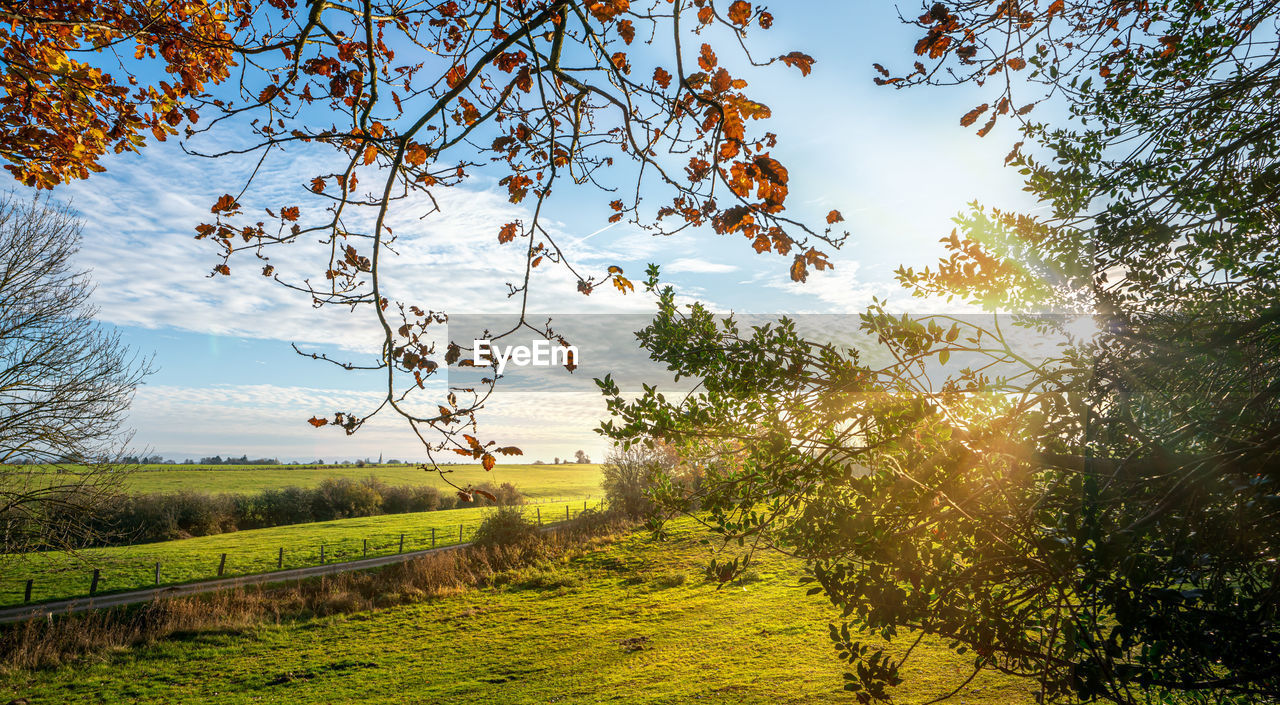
[311, 478, 383, 520]
[28, 477, 531, 550]
[381, 484, 441, 514]
[471, 505, 542, 551]
[254, 486, 315, 527]
[601, 442, 681, 519]
[472, 481, 525, 506]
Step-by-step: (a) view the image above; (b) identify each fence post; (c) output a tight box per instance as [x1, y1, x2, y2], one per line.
[584, 499, 588, 513]
[431, 527, 436, 548]
[24, 579, 33, 603]
[217, 553, 227, 577]
[536, 507, 541, 525]
[89, 568, 100, 596]
[363, 538, 368, 557]
[320, 545, 326, 564]
[154, 562, 161, 586]
[458, 523, 463, 542]
[399, 534, 405, 554]
[278, 547, 284, 569]
[566, 504, 570, 521]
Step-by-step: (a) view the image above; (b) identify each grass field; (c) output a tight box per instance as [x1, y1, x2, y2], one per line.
[104, 463, 601, 499]
[0, 519, 1034, 704]
[0, 500, 599, 607]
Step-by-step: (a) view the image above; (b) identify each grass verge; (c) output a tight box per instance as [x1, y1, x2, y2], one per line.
[1, 501, 599, 607]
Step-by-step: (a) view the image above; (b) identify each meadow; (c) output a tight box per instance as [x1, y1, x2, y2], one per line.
[1, 500, 598, 607]
[109, 462, 600, 499]
[0, 519, 1034, 704]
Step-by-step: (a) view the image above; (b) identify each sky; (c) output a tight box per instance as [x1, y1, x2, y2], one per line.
[40, 2, 1034, 464]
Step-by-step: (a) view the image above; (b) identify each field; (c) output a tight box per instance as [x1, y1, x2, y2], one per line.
[1, 500, 598, 607]
[0, 519, 1034, 704]
[100, 462, 600, 499]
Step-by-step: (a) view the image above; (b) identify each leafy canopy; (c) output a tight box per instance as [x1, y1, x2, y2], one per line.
[602, 0, 1280, 702]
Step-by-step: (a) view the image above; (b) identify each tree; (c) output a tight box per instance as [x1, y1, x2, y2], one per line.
[599, 440, 676, 518]
[0, 0, 237, 188]
[5, 0, 845, 497]
[601, 1, 1280, 702]
[0, 194, 151, 553]
[573, 449, 590, 464]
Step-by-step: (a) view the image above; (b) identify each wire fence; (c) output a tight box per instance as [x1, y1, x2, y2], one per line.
[3, 499, 606, 607]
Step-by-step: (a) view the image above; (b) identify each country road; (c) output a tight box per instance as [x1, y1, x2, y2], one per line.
[0, 538, 474, 625]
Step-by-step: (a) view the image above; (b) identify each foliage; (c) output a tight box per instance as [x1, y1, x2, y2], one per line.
[471, 504, 542, 552]
[601, 1, 1280, 702]
[599, 440, 682, 519]
[2, 0, 847, 490]
[33, 478, 530, 548]
[0, 194, 151, 554]
[0, 0, 236, 188]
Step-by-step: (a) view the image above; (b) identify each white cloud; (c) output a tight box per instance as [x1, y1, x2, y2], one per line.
[129, 383, 611, 462]
[61, 144, 705, 354]
[664, 257, 738, 274]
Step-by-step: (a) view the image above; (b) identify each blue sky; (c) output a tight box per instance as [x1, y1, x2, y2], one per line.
[43, 2, 1034, 463]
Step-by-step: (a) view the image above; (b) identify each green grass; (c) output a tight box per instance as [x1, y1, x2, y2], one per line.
[0, 500, 599, 607]
[0, 519, 1035, 704]
[110, 462, 602, 499]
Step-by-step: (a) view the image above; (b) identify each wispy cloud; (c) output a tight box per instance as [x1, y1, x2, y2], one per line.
[130, 383, 610, 462]
[664, 257, 738, 274]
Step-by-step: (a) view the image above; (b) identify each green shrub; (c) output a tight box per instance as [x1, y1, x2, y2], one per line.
[31, 478, 530, 549]
[471, 505, 542, 550]
[312, 478, 383, 520]
[601, 442, 683, 519]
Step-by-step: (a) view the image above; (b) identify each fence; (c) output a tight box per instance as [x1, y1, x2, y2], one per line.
[3, 499, 606, 607]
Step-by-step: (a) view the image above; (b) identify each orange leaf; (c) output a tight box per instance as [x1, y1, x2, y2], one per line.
[405, 143, 429, 166]
[498, 222, 519, 243]
[699, 44, 717, 71]
[779, 52, 815, 76]
[789, 256, 808, 282]
[307, 416, 328, 427]
[475, 489, 497, 502]
[653, 66, 672, 89]
[210, 194, 238, 214]
[727, 0, 752, 25]
[482, 453, 496, 471]
[362, 144, 378, 166]
[826, 210, 844, 224]
[280, 206, 299, 221]
[960, 103, 989, 127]
[446, 63, 467, 88]
[618, 19, 635, 44]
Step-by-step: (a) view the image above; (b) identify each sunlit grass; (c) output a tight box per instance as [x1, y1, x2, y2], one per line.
[0, 518, 1035, 704]
[0, 501, 599, 606]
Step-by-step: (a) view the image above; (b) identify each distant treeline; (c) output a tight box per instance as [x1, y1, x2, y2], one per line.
[38, 477, 524, 549]
[193, 455, 280, 466]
